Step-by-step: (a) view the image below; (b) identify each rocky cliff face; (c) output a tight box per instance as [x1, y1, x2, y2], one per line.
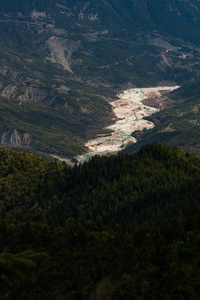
[17, 87, 48, 103]
[1, 86, 17, 98]
[1, 129, 35, 147]
[0, 85, 48, 103]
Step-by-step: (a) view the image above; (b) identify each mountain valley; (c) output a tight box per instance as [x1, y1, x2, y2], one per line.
[0, 0, 200, 158]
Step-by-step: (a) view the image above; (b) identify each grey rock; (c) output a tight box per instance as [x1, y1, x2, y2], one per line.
[1, 129, 35, 147]
[1, 85, 17, 97]
[17, 86, 48, 103]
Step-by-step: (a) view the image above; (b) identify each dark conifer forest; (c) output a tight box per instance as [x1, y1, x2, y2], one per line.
[1, 144, 200, 299]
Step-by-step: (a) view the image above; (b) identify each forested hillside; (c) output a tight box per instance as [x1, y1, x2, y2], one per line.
[1, 144, 200, 299]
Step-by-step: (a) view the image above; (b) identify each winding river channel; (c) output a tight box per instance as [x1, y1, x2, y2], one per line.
[76, 86, 179, 164]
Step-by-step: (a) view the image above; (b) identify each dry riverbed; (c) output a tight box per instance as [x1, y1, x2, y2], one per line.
[76, 86, 179, 163]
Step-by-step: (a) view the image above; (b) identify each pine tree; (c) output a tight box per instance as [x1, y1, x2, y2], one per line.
[0, 250, 48, 298]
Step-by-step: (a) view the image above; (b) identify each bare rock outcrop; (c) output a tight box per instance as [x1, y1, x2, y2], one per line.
[57, 85, 70, 95]
[17, 86, 48, 103]
[30, 9, 47, 20]
[1, 86, 17, 97]
[0, 85, 48, 103]
[1, 129, 35, 147]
